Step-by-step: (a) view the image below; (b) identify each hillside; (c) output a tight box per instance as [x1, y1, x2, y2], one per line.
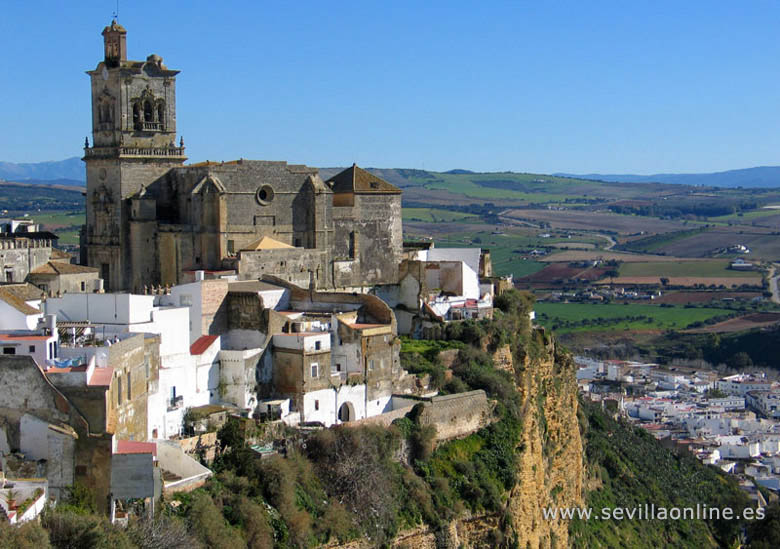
[0, 157, 84, 183]
[557, 166, 780, 189]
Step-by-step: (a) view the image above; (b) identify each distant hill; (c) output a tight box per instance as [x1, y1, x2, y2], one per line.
[6, 156, 780, 190]
[555, 166, 780, 189]
[0, 157, 84, 184]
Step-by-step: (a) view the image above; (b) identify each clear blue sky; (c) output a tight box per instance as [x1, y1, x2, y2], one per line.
[2, 1, 780, 174]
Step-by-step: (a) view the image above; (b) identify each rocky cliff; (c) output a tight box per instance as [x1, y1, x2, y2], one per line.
[329, 328, 584, 548]
[507, 331, 584, 548]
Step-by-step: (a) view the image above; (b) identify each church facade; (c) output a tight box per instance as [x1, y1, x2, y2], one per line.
[82, 22, 402, 292]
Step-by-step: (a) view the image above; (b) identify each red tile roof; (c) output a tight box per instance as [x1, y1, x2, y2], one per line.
[87, 367, 114, 387]
[115, 440, 157, 457]
[190, 334, 218, 355]
[46, 365, 88, 374]
[0, 334, 51, 341]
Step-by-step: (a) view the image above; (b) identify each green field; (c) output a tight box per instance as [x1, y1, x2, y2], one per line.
[415, 229, 596, 277]
[402, 207, 479, 223]
[709, 208, 780, 223]
[424, 177, 576, 203]
[29, 210, 85, 245]
[619, 259, 762, 279]
[534, 302, 734, 333]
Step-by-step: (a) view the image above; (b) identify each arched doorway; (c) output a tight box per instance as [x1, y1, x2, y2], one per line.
[338, 402, 354, 423]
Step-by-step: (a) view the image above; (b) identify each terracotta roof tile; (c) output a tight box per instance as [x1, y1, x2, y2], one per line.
[115, 440, 156, 457]
[190, 335, 219, 355]
[326, 164, 401, 194]
[30, 262, 99, 275]
[87, 367, 114, 387]
[0, 287, 41, 315]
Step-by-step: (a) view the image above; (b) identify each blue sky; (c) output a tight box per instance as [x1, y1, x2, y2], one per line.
[2, 1, 780, 174]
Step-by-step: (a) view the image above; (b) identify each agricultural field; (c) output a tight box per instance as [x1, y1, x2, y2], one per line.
[540, 250, 694, 263]
[502, 208, 692, 235]
[534, 302, 734, 334]
[400, 170, 693, 203]
[516, 263, 609, 286]
[652, 291, 763, 305]
[619, 259, 761, 279]
[33, 211, 85, 230]
[685, 312, 780, 334]
[404, 224, 602, 278]
[402, 207, 480, 223]
[643, 227, 780, 260]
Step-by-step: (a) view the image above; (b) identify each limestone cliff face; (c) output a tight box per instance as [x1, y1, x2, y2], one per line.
[328, 328, 584, 549]
[507, 330, 584, 548]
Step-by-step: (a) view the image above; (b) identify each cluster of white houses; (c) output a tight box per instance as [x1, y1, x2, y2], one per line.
[0, 231, 499, 521]
[579, 359, 780, 500]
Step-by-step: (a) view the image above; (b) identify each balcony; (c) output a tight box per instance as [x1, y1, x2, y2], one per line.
[139, 121, 164, 131]
[83, 145, 186, 160]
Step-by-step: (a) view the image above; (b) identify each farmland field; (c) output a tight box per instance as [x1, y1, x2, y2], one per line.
[646, 227, 780, 260]
[502, 208, 692, 234]
[540, 250, 697, 263]
[534, 302, 734, 333]
[403, 223, 602, 277]
[619, 259, 761, 279]
[652, 291, 763, 305]
[685, 312, 780, 333]
[402, 207, 479, 223]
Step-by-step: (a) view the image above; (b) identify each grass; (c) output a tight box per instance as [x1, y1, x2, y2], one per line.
[619, 259, 762, 279]
[30, 210, 85, 246]
[617, 228, 707, 253]
[424, 177, 576, 202]
[32, 210, 85, 228]
[413, 229, 593, 277]
[534, 302, 733, 333]
[709, 209, 780, 223]
[402, 207, 479, 223]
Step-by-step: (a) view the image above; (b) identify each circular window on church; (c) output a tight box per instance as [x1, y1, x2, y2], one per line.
[256, 185, 275, 205]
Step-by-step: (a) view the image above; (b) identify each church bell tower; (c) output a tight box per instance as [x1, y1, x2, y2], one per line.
[82, 21, 186, 291]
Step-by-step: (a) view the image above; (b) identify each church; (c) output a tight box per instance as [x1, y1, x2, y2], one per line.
[81, 21, 403, 292]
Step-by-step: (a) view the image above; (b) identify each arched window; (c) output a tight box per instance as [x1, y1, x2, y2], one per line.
[157, 103, 165, 127]
[102, 104, 112, 124]
[144, 101, 153, 123]
[133, 103, 141, 130]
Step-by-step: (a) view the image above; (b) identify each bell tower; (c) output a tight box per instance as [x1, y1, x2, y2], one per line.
[82, 21, 186, 291]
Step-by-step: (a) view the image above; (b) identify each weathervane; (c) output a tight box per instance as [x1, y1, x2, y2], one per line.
[113, 0, 119, 21]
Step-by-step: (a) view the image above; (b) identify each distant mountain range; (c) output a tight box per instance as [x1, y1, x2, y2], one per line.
[4, 157, 780, 189]
[554, 166, 780, 189]
[0, 157, 84, 185]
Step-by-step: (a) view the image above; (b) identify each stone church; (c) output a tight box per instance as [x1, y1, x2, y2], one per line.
[82, 21, 402, 292]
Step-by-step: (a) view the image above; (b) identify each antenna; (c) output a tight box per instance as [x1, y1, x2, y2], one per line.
[113, 0, 119, 21]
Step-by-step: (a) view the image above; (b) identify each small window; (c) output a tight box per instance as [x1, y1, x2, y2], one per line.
[314, 400, 319, 411]
[29, 345, 35, 353]
[227, 240, 235, 253]
[368, 359, 374, 371]
[311, 363, 319, 378]
[145, 357, 150, 378]
[80, 281, 86, 292]
[315, 340, 321, 351]
[127, 371, 132, 400]
[3, 347, 15, 355]
[117, 376, 123, 406]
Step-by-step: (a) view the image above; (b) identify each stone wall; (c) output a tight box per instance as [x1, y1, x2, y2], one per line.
[0, 246, 51, 284]
[177, 432, 218, 463]
[415, 390, 492, 441]
[238, 248, 329, 288]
